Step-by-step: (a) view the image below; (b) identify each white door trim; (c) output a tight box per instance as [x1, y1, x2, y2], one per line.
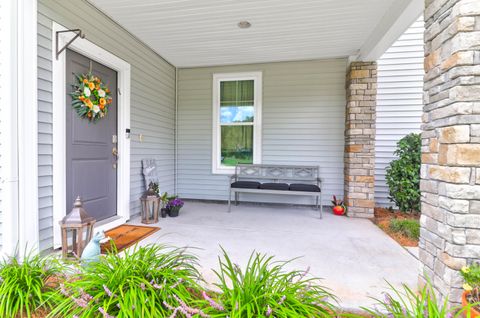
[52, 21, 131, 249]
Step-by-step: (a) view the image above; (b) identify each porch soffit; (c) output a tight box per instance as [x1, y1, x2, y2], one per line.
[88, 0, 422, 68]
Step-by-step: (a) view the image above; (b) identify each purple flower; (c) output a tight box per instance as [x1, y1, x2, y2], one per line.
[99, 307, 116, 318]
[278, 295, 286, 305]
[170, 278, 183, 289]
[103, 284, 113, 297]
[266, 305, 272, 316]
[167, 198, 184, 208]
[202, 290, 224, 311]
[60, 283, 69, 296]
[72, 296, 88, 308]
[140, 283, 146, 291]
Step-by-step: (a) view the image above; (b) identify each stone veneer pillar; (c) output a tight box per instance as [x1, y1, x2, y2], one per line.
[344, 62, 377, 218]
[420, 0, 480, 305]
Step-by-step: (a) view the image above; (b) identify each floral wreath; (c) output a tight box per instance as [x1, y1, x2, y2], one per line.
[70, 72, 112, 121]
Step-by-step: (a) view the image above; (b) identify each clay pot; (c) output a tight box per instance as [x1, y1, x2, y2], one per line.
[462, 291, 480, 318]
[332, 205, 345, 216]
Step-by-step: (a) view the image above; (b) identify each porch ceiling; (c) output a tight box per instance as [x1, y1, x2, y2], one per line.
[88, 0, 421, 68]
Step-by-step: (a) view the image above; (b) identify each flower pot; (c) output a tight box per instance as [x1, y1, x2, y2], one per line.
[168, 206, 181, 217]
[160, 208, 168, 218]
[462, 291, 480, 318]
[332, 205, 345, 216]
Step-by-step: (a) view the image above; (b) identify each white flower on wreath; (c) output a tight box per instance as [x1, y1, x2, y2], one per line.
[84, 87, 91, 97]
[93, 105, 100, 113]
[98, 89, 106, 97]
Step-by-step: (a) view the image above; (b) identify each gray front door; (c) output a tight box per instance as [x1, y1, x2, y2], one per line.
[65, 49, 118, 221]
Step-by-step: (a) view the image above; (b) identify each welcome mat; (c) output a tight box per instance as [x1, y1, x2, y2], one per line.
[101, 224, 160, 254]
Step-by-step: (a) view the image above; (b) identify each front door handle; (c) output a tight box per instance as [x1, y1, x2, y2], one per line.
[112, 147, 118, 158]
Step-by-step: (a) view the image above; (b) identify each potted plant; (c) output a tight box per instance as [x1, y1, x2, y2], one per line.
[159, 192, 169, 218]
[331, 195, 346, 216]
[167, 198, 184, 217]
[461, 264, 480, 317]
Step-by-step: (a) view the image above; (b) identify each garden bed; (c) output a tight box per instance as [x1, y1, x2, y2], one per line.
[373, 207, 420, 247]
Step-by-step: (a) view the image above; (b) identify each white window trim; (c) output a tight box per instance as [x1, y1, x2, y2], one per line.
[212, 72, 262, 174]
[52, 22, 131, 248]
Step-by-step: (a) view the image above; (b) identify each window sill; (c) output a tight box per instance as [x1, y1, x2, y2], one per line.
[212, 167, 236, 175]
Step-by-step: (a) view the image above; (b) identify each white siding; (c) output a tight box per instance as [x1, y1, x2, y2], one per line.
[0, 2, 5, 251]
[37, 0, 176, 252]
[375, 17, 424, 207]
[178, 59, 347, 204]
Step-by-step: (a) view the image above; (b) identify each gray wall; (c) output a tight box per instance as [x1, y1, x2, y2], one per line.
[375, 17, 424, 207]
[37, 0, 176, 251]
[177, 59, 347, 204]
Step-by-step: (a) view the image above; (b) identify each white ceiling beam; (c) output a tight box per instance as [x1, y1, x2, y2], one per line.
[358, 0, 423, 61]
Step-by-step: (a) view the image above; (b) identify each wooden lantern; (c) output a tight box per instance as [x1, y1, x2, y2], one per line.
[60, 196, 96, 258]
[140, 185, 160, 224]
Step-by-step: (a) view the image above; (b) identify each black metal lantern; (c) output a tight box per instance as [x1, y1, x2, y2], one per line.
[60, 196, 96, 258]
[140, 185, 160, 224]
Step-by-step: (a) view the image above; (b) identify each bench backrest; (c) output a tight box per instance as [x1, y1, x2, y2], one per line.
[235, 164, 319, 183]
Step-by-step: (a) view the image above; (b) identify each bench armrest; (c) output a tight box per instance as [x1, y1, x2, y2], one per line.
[229, 174, 238, 182]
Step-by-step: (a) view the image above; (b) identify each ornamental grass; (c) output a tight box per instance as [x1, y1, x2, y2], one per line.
[0, 251, 62, 318]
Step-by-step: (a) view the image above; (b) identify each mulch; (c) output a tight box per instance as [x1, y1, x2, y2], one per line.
[373, 207, 420, 247]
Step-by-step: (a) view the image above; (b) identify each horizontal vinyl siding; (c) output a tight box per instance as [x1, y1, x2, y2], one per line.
[178, 59, 346, 204]
[37, 12, 54, 252]
[375, 17, 424, 207]
[38, 0, 176, 252]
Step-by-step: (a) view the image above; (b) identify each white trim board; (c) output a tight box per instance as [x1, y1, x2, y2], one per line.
[17, 0, 39, 253]
[212, 72, 262, 174]
[52, 22, 131, 249]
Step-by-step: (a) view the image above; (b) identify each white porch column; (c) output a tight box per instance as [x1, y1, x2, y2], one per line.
[420, 0, 480, 305]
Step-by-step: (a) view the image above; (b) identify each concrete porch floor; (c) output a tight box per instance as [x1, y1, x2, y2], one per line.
[131, 201, 418, 309]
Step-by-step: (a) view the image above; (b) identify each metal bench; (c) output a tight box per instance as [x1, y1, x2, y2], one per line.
[228, 164, 322, 218]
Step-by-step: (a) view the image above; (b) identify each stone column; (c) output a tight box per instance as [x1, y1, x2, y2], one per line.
[344, 62, 377, 218]
[420, 0, 480, 305]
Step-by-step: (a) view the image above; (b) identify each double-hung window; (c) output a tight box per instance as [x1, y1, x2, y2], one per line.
[212, 72, 262, 174]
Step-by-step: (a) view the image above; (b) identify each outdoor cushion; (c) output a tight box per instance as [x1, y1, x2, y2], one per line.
[259, 183, 289, 190]
[231, 181, 261, 189]
[289, 183, 321, 192]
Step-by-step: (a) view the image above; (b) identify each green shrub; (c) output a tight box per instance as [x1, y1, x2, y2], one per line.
[362, 282, 467, 317]
[389, 219, 420, 240]
[0, 252, 60, 317]
[462, 263, 480, 290]
[202, 248, 337, 317]
[385, 133, 421, 213]
[49, 244, 203, 318]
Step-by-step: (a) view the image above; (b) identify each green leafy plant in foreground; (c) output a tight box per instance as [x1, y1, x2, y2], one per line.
[204, 248, 337, 317]
[461, 263, 480, 311]
[49, 244, 203, 318]
[0, 252, 60, 317]
[362, 282, 468, 318]
[385, 133, 421, 213]
[389, 219, 420, 240]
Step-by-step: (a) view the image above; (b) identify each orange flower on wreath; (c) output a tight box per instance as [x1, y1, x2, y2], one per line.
[85, 98, 93, 109]
[83, 78, 89, 84]
[99, 104, 105, 111]
[88, 82, 95, 90]
[99, 98, 106, 106]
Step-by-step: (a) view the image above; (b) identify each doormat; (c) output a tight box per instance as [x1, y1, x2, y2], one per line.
[101, 224, 160, 254]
